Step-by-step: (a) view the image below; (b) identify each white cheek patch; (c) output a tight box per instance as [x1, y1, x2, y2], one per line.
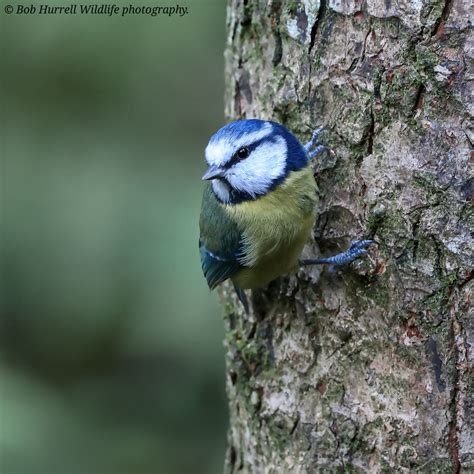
[226, 136, 287, 197]
[205, 123, 273, 166]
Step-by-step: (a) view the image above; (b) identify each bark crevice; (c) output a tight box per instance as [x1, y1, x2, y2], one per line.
[308, 0, 326, 54]
[431, 0, 455, 37]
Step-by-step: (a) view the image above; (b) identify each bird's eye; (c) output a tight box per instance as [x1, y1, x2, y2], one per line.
[236, 146, 250, 159]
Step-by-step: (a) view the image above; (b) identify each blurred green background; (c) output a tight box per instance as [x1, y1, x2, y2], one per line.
[1, 2, 227, 473]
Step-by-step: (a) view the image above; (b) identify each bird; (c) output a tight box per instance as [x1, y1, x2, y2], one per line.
[199, 119, 373, 311]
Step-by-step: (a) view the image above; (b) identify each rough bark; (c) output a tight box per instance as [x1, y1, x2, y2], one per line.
[220, 0, 473, 472]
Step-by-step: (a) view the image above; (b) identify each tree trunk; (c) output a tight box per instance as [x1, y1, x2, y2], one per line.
[220, 1, 473, 472]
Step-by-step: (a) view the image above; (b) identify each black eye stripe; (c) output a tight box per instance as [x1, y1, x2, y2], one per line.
[226, 145, 252, 168]
[224, 135, 278, 169]
[236, 146, 250, 159]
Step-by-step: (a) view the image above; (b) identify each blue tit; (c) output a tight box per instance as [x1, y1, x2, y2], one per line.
[199, 119, 373, 309]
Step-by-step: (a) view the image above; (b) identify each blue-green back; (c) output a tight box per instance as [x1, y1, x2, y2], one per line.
[199, 184, 242, 289]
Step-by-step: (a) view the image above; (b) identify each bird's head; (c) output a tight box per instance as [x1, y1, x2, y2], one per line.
[203, 119, 308, 204]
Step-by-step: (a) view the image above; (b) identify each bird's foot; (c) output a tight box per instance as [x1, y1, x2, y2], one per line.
[304, 126, 327, 158]
[300, 240, 375, 266]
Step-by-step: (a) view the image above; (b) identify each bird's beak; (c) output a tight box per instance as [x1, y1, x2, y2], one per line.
[202, 165, 225, 181]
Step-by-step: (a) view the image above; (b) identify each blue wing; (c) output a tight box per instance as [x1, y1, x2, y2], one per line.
[199, 240, 242, 290]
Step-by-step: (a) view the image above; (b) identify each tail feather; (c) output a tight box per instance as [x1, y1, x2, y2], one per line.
[233, 284, 249, 314]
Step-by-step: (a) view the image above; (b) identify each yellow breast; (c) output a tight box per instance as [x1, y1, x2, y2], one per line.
[225, 166, 318, 289]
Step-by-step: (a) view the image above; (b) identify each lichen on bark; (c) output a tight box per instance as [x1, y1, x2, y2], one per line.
[222, 0, 473, 472]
